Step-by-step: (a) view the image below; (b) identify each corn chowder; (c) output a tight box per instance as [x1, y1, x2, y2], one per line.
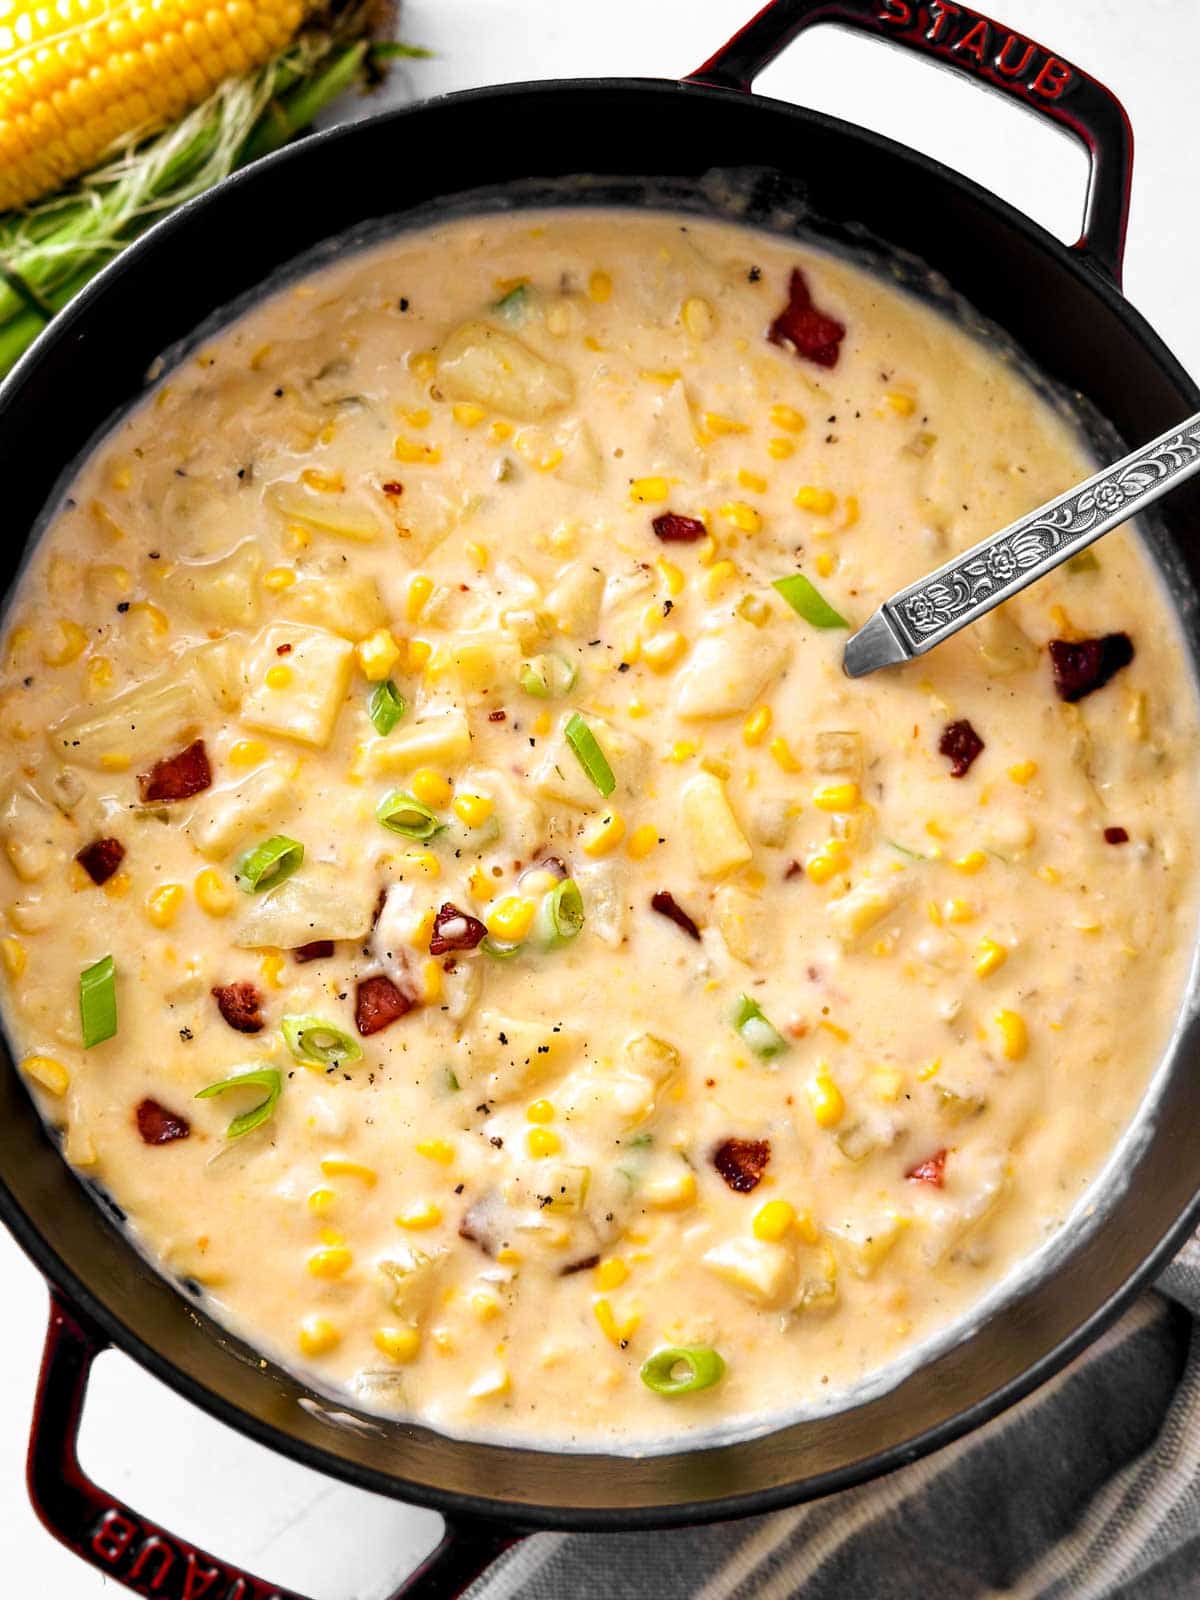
[2, 210, 1197, 1447]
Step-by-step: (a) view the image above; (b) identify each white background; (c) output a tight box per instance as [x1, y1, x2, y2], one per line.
[1, 3, 1197, 1596]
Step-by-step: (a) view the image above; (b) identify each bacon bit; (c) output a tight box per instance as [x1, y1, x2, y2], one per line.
[429, 902, 487, 956]
[136, 1098, 190, 1146]
[381, 480, 405, 497]
[355, 973, 414, 1035]
[651, 889, 702, 941]
[293, 939, 334, 963]
[1104, 826, 1130, 845]
[559, 1253, 600, 1276]
[767, 267, 846, 369]
[275, 642, 293, 656]
[138, 739, 211, 804]
[1049, 632, 1134, 702]
[906, 1148, 947, 1187]
[488, 710, 507, 722]
[75, 837, 125, 885]
[713, 1138, 770, 1192]
[938, 718, 985, 778]
[652, 511, 706, 544]
[211, 981, 264, 1034]
[784, 860, 803, 880]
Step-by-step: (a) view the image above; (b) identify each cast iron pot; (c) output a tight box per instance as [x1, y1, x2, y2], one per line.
[3, 2, 1200, 1596]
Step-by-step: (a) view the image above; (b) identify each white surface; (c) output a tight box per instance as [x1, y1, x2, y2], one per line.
[1, 4, 1197, 1597]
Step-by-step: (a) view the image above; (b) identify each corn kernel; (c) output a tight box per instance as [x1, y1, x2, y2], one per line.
[320, 1157, 378, 1186]
[974, 937, 1008, 977]
[581, 812, 626, 857]
[265, 663, 292, 690]
[416, 1138, 456, 1165]
[813, 782, 860, 812]
[657, 558, 685, 596]
[1008, 760, 1038, 785]
[1038, 864, 1061, 885]
[402, 850, 440, 879]
[737, 468, 768, 493]
[770, 404, 806, 433]
[767, 436, 796, 460]
[194, 868, 234, 918]
[298, 1316, 341, 1358]
[406, 638, 432, 672]
[283, 523, 311, 553]
[307, 1245, 353, 1279]
[394, 436, 442, 465]
[526, 1099, 555, 1124]
[720, 501, 762, 533]
[532, 710, 552, 738]
[815, 551, 837, 579]
[527, 1126, 562, 1159]
[263, 566, 296, 591]
[486, 894, 537, 941]
[953, 850, 987, 875]
[884, 391, 917, 417]
[667, 740, 697, 763]
[411, 768, 452, 807]
[743, 705, 772, 746]
[595, 1258, 629, 1291]
[806, 1070, 845, 1128]
[588, 270, 613, 303]
[0, 936, 27, 979]
[470, 1290, 503, 1322]
[356, 628, 402, 682]
[375, 1325, 421, 1363]
[753, 1199, 796, 1242]
[703, 559, 738, 600]
[643, 1168, 697, 1209]
[102, 871, 131, 901]
[593, 1297, 640, 1346]
[451, 793, 494, 830]
[22, 1055, 69, 1096]
[307, 1187, 336, 1214]
[641, 631, 686, 672]
[453, 401, 487, 427]
[681, 296, 714, 338]
[944, 898, 975, 924]
[301, 467, 344, 492]
[496, 1246, 522, 1266]
[41, 620, 87, 667]
[627, 823, 659, 860]
[489, 420, 513, 442]
[466, 541, 490, 570]
[630, 476, 670, 504]
[769, 736, 802, 773]
[994, 1008, 1028, 1060]
[697, 534, 718, 566]
[396, 1201, 442, 1230]
[420, 958, 443, 1004]
[406, 575, 433, 623]
[86, 657, 114, 694]
[794, 486, 837, 516]
[703, 411, 750, 437]
[228, 739, 268, 768]
[806, 840, 848, 884]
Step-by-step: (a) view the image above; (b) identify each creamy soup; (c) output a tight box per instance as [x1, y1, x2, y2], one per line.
[2, 210, 1197, 1448]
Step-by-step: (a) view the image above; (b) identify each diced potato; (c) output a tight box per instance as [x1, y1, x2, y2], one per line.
[571, 859, 627, 946]
[437, 320, 573, 421]
[544, 562, 605, 638]
[186, 638, 244, 712]
[674, 623, 788, 720]
[557, 1067, 657, 1130]
[794, 1241, 839, 1313]
[555, 420, 604, 490]
[463, 1012, 582, 1101]
[278, 573, 387, 641]
[714, 883, 770, 965]
[814, 730, 863, 776]
[827, 1213, 909, 1278]
[623, 1034, 680, 1085]
[0, 784, 68, 883]
[702, 1237, 795, 1307]
[681, 771, 752, 877]
[162, 541, 262, 629]
[532, 713, 647, 809]
[827, 872, 909, 944]
[426, 632, 520, 695]
[366, 708, 472, 776]
[649, 379, 703, 471]
[188, 764, 297, 859]
[972, 603, 1038, 675]
[265, 479, 383, 542]
[379, 1245, 446, 1322]
[240, 624, 354, 748]
[51, 671, 204, 769]
[234, 860, 377, 948]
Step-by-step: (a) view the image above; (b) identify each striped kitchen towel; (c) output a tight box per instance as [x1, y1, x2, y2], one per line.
[469, 1241, 1200, 1598]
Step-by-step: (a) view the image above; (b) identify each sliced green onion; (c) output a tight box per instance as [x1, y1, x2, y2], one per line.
[195, 1067, 283, 1140]
[732, 994, 789, 1060]
[534, 878, 585, 948]
[492, 283, 529, 322]
[773, 573, 848, 629]
[236, 834, 304, 894]
[885, 838, 928, 862]
[282, 1015, 364, 1068]
[519, 653, 577, 699]
[80, 953, 116, 1048]
[564, 712, 615, 798]
[376, 789, 443, 840]
[640, 1345, 726, 1397]
[368, 680, 407, 735]
[481, 936, 523, 961]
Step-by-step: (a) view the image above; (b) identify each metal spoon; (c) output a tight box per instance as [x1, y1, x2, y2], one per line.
[843, 412, 1200, 678]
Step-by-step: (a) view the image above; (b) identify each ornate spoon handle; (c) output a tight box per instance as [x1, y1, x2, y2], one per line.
[843, 411, 1200, 678]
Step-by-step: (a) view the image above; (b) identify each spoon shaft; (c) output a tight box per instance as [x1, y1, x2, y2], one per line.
[843, 410, 1200, 678]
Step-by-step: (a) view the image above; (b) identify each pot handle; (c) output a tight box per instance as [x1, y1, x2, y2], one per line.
[686, 0, 1133, 285]
[27, 1291, 520, 1600]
